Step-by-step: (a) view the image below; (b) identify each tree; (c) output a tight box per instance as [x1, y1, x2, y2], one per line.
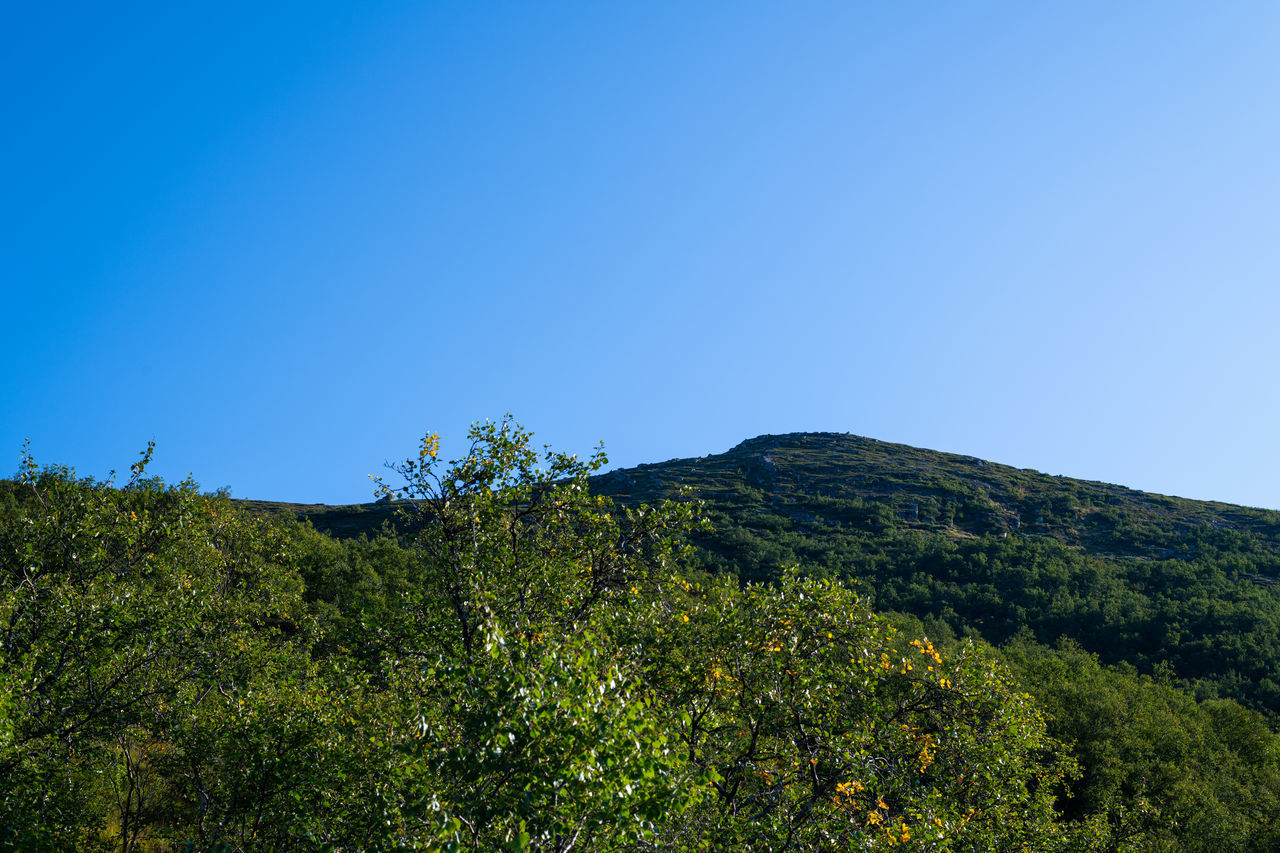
[623, 568, 1079, 851]
[374, 419, 1087, 850]
[374, 416, 698, 663]
[0, 444, 312, 849]
[1002, 638, 1280, 852]
[369, 418, 710, 850]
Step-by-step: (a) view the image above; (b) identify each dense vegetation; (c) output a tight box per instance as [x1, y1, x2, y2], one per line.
[4, 425, 1280, 850]
[576, 433, 1280, 716]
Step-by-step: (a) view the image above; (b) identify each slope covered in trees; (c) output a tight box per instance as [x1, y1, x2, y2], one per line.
[597, 433, 1280, 715]
[4, 425, 1280, 850]
[284, 432, 1280, 715]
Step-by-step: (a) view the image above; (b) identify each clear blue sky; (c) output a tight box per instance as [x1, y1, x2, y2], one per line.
[5, 2, 1280, 508]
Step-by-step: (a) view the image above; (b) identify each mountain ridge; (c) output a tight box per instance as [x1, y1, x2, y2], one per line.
[246, 430, 1280, 561]
[592, 431, 1280, 559]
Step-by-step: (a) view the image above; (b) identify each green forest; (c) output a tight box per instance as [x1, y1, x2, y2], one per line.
[4, 423, 1280, 851]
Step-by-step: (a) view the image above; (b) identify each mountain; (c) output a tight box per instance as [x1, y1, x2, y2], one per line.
[250, 432, 1280, 712]
[262, 432, 1280, 550]
[590, 431, 1280, 561]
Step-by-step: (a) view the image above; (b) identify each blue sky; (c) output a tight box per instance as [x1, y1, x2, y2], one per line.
[5, 2, 1280, 508]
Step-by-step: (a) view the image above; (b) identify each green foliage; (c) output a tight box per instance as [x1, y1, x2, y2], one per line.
[561, 433, 1280, 715]
[372, 418, 699, 664]
[0, 445, 312, 849]
[624, 568, 1074, 851]
[1002, 639, 1280, 852]
[9, 424, 1280, 851]
[0, 422, 711, 849]
[404, 625, 706, 852]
